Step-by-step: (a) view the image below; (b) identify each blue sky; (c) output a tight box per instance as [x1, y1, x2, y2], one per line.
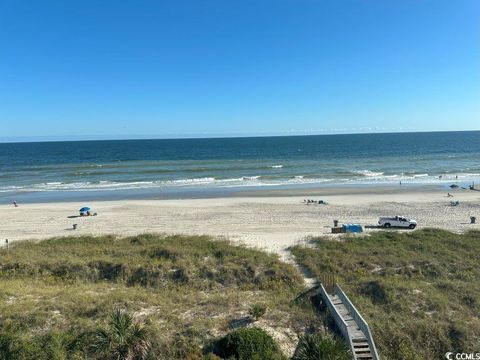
[0, 0, 479, 140]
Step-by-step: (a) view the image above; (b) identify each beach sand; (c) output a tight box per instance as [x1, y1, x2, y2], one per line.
[1, 187, 479, 260]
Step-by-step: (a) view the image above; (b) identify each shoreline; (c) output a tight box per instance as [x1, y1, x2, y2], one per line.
[0, 181, 466, 204]
[1, 185, 479, 260]
[234, 183, 444, 197]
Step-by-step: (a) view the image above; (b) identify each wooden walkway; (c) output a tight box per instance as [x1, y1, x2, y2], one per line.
[318, 284, 380, 360]
[330, 293, 374, 359]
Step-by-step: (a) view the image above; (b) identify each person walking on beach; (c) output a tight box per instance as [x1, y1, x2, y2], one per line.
[13, 200, 18, 207]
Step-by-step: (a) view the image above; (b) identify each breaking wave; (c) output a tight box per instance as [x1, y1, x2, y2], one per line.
[2, 172, 480, 193]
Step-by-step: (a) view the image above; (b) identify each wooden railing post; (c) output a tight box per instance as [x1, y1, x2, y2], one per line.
[319, 273, 336, 293]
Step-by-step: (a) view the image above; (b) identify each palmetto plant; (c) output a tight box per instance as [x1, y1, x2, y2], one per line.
[292, 333, 351, 360]
[92, 309, 150, 360]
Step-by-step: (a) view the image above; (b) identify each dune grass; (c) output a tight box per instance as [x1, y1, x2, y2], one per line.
[0, 234, 318, 359]
[290, 229, 480, 360]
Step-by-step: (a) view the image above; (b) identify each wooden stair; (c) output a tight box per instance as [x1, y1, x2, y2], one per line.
[330, 294, 374, 360]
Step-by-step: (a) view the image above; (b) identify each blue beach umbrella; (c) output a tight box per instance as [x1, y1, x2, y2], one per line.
[79, 207, 91, 212]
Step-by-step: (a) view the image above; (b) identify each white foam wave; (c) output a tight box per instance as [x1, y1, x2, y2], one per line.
[0, 175, 335, 192]
[355, 170, 384, 177]
[163, 177, 216, 185]
[2, 172, 480, 193]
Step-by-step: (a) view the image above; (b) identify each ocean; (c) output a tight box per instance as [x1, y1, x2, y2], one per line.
[1, 131, 479, 202]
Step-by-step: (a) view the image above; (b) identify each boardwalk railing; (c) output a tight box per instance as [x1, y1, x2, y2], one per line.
[318, 284, 354, 352]
[335, 284, 380, 360]
[319, 273, 336, 293]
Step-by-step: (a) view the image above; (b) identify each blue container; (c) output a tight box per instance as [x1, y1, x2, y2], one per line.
[343, 224, 363, 233]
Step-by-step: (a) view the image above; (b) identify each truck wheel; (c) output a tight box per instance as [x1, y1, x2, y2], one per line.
[409, 224, 416, 229]
[384, 223, 391, 228]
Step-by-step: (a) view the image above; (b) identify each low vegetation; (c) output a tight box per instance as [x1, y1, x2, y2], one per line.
[291, 229, 480, 360]
[0, 234, 319, 359]
[248, 303, 267, 321]
[213, 327, 286, 360]
[9, 229, 469, 359]
[292, 333, 350, 360]
[92, 309, 150, 360]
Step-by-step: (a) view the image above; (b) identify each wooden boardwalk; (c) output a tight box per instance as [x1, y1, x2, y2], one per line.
[330, 293, 374, 359]
[318, 284, 380, 360]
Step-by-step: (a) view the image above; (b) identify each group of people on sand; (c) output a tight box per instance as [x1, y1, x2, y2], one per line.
[302, 199, 327, 205]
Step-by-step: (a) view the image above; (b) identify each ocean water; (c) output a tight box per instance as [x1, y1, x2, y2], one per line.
[0, 131, 479, 201]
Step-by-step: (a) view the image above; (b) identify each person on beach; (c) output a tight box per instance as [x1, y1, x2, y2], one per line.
[13, 200, 18, 207]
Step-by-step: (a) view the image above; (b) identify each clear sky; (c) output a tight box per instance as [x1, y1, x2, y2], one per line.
[0, 0, 479, 140]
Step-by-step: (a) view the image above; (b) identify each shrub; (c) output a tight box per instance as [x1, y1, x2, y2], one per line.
[249, 303, 267, 320]
[92, 309, 151, 360]
[214, 327, 285, 360]
[292, 333, 350, 360]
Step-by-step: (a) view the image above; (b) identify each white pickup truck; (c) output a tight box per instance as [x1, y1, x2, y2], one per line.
[378, 216, 417, 229]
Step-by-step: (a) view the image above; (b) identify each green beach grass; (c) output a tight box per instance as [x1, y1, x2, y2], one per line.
[0, 234, 318, 359]
[291, 229, 480, 360]
[2, 229, 477, 359]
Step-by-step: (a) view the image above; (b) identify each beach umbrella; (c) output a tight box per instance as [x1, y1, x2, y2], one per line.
[79, 207, 91, 212]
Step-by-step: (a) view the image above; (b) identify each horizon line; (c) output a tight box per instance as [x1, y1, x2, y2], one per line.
[0, 129, 479, 144]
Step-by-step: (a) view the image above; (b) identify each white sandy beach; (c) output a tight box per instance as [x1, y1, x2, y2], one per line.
[1, 187, 479, 259]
